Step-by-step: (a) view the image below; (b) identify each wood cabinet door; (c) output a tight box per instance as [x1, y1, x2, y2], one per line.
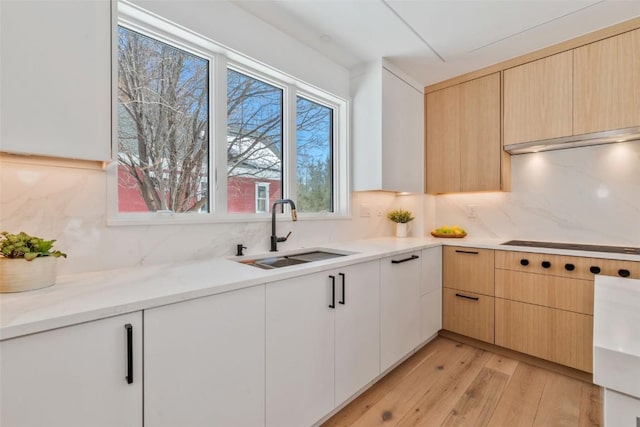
[443, 246, 495, 296]
[334, 261, 381, 404]
[426, 85, 460, 194]
[495, 298, 593, 372]
[144, 286, 265, 427]
[266, 272, 335, 427]
[504, 51, 573, 145]
[0, 1, 111, 161]
[380, 251, 422, 372]
[460, 72, 501, 192]
[443, 288, 494, 343]
[574, 28, 640, 134]
[0, 312, 143, 427]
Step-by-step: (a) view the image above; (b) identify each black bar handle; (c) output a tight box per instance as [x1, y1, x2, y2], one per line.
[125, 323, 133, 384]
[329, 275, 336, 309]
[455, 293, 479, 301]
[455, 250, 479, 255]
[391, 255, 420, 264]
[339, 273, 346, 305]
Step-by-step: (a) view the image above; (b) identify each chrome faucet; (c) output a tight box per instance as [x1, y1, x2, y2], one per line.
[271, 199, 297, 252]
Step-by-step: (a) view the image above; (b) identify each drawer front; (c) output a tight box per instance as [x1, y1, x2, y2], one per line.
[495, 298, 593, 372]
[495, 250, 640, 280]
[443, 288, 494, 343]
[495, 269, 594, 315]
[443, 246, 495, 296]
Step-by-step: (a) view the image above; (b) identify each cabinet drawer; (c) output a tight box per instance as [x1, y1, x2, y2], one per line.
[495, 269, 593, 314]
[443, 246, 494, 295]
[495, 250, 640, 280]
[495, 298, 593, 372]
[443, 288, 494, 343]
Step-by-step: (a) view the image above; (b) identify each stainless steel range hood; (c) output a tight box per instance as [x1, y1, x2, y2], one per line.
[504, 126, 640, 155]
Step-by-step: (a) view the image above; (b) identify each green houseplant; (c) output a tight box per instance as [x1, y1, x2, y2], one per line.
[0, 231, 67, 293]
[386, 209, 414, 237]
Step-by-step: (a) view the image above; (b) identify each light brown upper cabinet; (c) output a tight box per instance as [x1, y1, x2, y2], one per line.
[504, 51, 573, 146]
[426, 73, 505, 194]
[574, 28, 640, 135]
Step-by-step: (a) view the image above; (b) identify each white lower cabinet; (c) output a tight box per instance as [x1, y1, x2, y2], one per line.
[0, 312, 143, 427]
[421, 247, 443, 342]
[380, 251, 422, 372]
[266, 260, 380, 427]
[604, 389, 640, 427]
[144, 285, 265, 427]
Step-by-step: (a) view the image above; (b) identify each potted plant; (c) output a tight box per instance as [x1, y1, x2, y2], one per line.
[386, 209, 414, 238]
[0, 231, 67, 293]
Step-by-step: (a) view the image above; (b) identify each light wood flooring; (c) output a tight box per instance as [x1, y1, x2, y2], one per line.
[322, 337, 602, 427]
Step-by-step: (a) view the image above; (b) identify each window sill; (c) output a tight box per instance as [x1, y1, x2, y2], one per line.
[106, 213, 352, 227]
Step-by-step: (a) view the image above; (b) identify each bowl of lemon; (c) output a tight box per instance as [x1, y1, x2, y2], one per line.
[430, 225, 466, 238]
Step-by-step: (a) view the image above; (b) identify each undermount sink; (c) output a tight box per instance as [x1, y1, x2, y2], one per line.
[239, 250, 349, 270]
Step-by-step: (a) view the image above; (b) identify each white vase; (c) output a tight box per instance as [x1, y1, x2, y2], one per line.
[395, 222, 408, 238]
[0, 256, 57, 293]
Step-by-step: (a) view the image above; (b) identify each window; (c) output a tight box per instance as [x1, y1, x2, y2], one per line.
[112, 5, 348, 224]
[296, 96, 333, 213]
[255, 183, 270, 213]
[227, 69, 283, 214]
[116, 26, 210, 214]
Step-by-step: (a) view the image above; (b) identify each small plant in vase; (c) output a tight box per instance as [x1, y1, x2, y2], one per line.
[386, 209, 414, 238]
[0, 231, 67, 293]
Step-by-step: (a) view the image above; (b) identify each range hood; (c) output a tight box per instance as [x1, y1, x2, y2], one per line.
[504, 126, 640, 155]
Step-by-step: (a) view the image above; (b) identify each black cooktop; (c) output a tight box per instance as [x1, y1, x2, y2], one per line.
[501, 240, 640, 255]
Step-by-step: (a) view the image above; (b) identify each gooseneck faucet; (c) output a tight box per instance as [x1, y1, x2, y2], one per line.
[271, 199, 297, 252]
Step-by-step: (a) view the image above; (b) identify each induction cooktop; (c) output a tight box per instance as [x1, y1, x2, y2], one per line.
[501, 240, 640, 255]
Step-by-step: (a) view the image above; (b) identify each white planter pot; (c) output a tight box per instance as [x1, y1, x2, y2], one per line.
[0, 256, 57, 293]
[395, 223, 408, 238]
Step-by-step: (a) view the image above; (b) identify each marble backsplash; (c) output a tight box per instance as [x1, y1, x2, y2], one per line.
[0, 157, 417, 275]
[434, 140, 640, 246]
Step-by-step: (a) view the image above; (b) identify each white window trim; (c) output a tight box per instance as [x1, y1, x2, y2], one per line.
[108, 1, 350, 226]
[255, 182, 270, 214]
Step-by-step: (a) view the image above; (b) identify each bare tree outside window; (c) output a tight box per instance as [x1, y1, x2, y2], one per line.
[117, 26, 210, 213]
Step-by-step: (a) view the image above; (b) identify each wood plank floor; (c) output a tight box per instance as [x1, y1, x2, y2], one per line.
[322, 337, 602, 427]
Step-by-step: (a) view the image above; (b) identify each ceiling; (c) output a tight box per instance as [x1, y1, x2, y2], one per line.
[232, 0, 640, 86]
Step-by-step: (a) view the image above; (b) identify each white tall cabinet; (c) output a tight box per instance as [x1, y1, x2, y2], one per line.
[144, 285, 265, 427]
[0, 312, 143, 427]
[351, 61, 424, 193]
[380, 251, 422, 372]
[0, 0, 112, 160]
[266, 260, 380, 427]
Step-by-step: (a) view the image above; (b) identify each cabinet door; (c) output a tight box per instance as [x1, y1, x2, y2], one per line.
[266, 272, 335, 427]
[460, 73, 501, 192]
[0, 312, 142, 427]
[495, 298, 593, 372]
[574, 28, 640, 134]
[443, 288, 494, 343]
[426, 85, 460, 194]
[381, 68, 424, 193]
[443, 246, 495, 296]
[504, 51, 573, 145]
[144, 286, 265, 427]
[421, 289, 442, 342]
[421, 246, 442, 295]
[334, 261, 380, 404]
[0, 1, 111, 160]
[380, 251, 421, 372]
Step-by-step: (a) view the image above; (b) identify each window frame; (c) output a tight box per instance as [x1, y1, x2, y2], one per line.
[108, 1, 349, 226]
[255, 182, 270, 214]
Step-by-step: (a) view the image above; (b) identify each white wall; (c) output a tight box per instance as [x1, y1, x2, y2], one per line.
[433, 141, 640, 246]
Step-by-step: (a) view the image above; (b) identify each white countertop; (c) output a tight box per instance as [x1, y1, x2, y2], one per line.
[1, 237, 638, 340]
[593, 275, 640, 399]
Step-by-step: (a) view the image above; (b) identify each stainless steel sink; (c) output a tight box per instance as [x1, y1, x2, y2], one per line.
[239, 250, 349, 270]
